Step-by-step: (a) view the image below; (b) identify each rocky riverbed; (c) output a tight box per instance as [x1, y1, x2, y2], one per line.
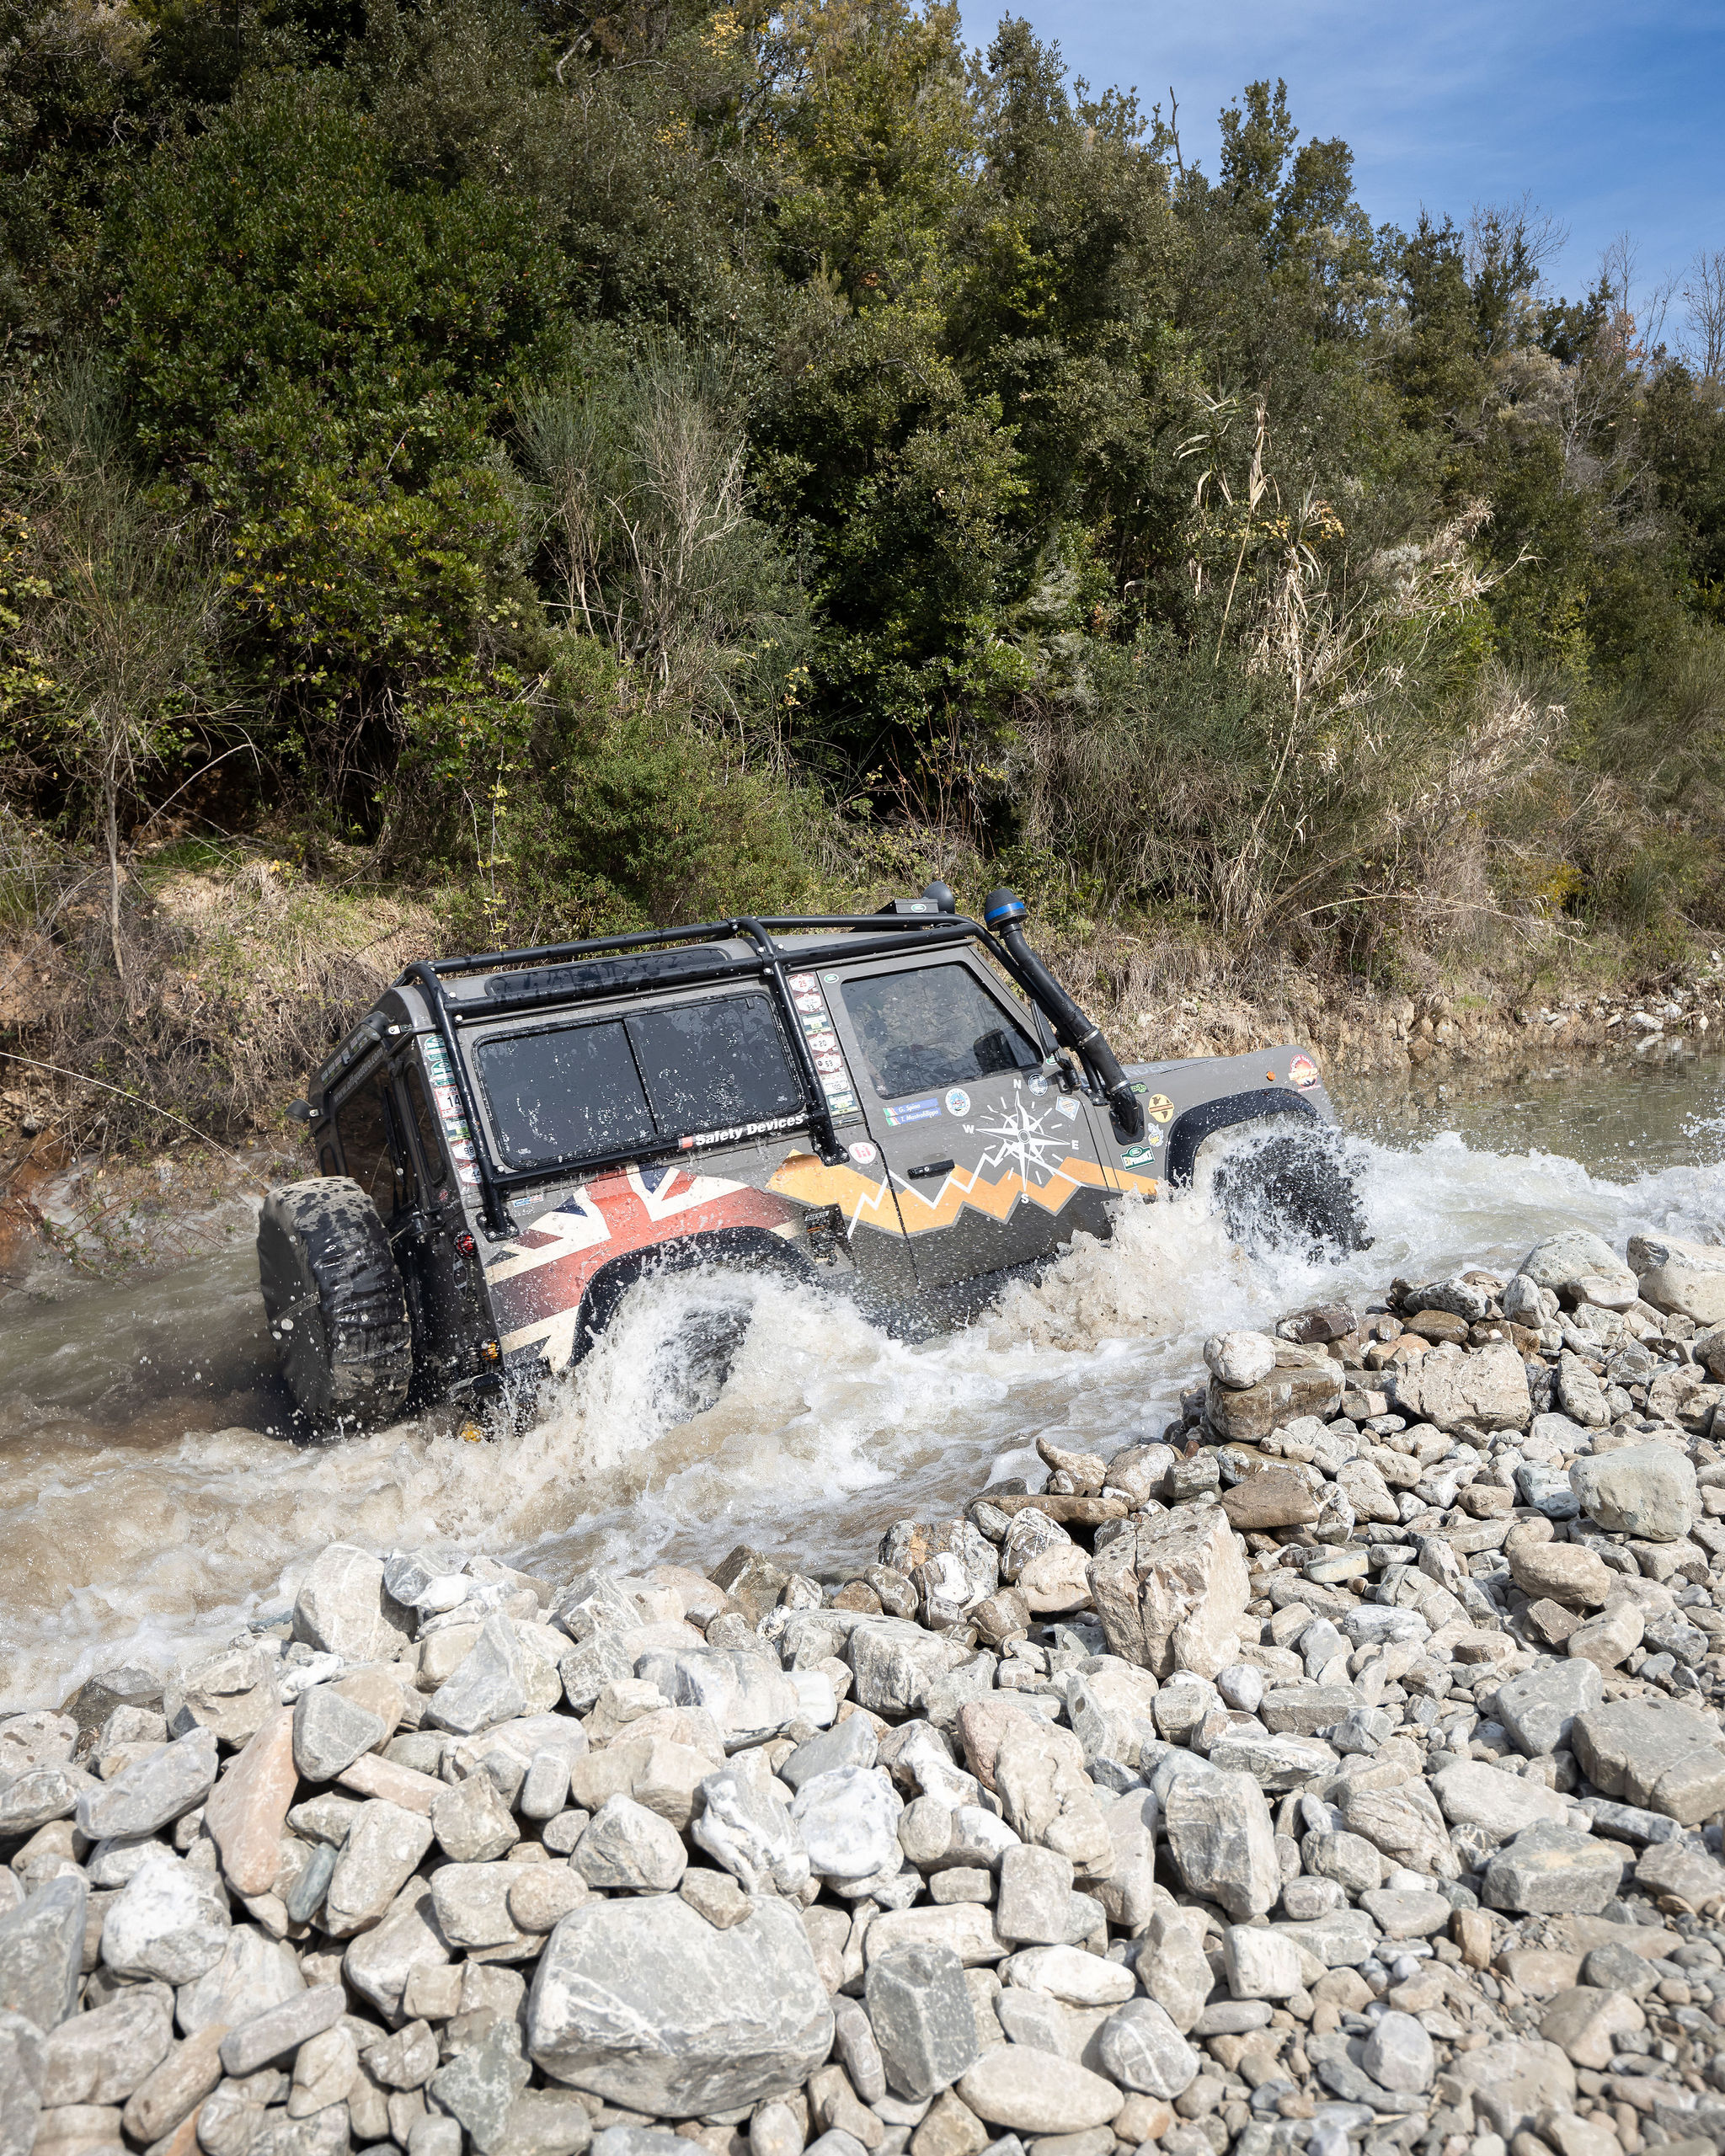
[9, 1229, 1725, 2156]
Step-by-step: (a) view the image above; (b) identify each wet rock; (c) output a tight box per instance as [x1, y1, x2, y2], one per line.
[102, 1856, 227, 1987]
[293, 1545, 414, 1664]
[574, 1796, 687, 1892]
[1087, 1508, 1250, 1678]
[526, 1892, 833, 2116]
[1360, 2011, 1433, 2094]
[0, 1872, 86, 2029]
[77, 1729, 217, 1843]
[40, 1980, 172, 2104]
[1397, 1341, 1530, 1432]
[1519, 1230, 1623, 1292]
[430, 1771, 521, 1864]
[1203, 1332, 1276, 1390]
[1162, 1772, 1277, 1920]
[1093, 2001, 1197, 2100]
[1481, 1822, 1621, 1915]
[693, 1769, 807, 1897]
[863, 1944, 978, 2101]
[1493, 1659, 1603, 1756]
[1204, 1363, 1343, 1444]
[176, 1923, 304, 2035]
[953, 2050, 1122, 2137]
[323, 1800, 435, 1937]
[1570, 1443, 1698, 1540]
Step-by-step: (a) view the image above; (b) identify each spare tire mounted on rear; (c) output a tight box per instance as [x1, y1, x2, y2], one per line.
[258, 1177, 413, 1423]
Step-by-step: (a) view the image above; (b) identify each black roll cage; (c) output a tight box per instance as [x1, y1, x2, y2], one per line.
[393, 911, 1123, 1239]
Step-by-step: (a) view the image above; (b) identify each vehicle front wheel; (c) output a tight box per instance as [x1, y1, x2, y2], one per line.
[1206, 1123, 1372, 1260]
[257, 1177, 414, 1426]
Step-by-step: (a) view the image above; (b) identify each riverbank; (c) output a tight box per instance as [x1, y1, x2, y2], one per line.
[8, 1220, 1725, 2156]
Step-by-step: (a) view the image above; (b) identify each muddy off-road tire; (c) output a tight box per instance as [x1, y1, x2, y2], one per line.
[258, 1178, 413, 1424]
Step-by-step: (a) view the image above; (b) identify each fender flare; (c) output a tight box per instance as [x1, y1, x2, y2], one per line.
[567, 1225, 816, 1366]
[1163, 1089, 1322, 1187]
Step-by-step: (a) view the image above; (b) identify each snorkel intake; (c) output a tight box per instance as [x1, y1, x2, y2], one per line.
[981, 888, 1145, 1143]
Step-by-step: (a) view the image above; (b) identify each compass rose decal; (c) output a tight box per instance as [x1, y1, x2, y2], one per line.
[968, 1097, 1071, 1186]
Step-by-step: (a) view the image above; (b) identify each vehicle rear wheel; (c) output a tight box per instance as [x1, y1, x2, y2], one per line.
[258, 1177, 413, 1424]
[1207, 1124, 1371, 1260]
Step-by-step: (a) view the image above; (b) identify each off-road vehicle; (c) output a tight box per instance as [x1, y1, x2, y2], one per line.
[258, 887, 1365, 1424]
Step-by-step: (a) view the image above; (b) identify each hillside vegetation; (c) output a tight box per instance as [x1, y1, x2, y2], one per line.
[3, 0, 1725, 1143]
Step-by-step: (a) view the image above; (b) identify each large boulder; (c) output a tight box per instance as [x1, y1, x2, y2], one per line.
[526, 1893, 833, 2117]
[1087, 1508, 1249, 1678]
[1572, 1698, 1725, 1824]
[292, 1545, 414, 1664]
[1570, 1444, 1698, 1542]
[1396, 1342, 1530, 1433]
[1204, 1361, 1342, 1444]
[1629, 1232, 1725, 1326]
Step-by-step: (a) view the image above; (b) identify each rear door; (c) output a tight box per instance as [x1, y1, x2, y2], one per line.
[828, 953, 1118, 1290]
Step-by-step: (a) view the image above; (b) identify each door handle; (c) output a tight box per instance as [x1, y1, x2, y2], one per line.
[907, 1158, 956, 1181]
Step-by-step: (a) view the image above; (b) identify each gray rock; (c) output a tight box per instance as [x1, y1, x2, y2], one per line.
[1519, 1230, 1623, 1291]
[430, 1863, 534, 1955]
[1137, 1908, 1209, 2035]
[430, 1773, 521, 1865]
[843, 1625, 964, 1722]
[574, 1796, 687, 1893]
[343, 1882, 451, 2023]
[1572, 1696, 1725, 1823]
[0, 1765, 94, 1838]
[163, 1645, 276, 1748]
[1482, 1823, 1622, 1916]
[1161, 1772, 1278, 1920]
[428, 1617, 559, 1737]
[953, 2049, 1122, 2136]
[790, 1768, 903, 1882]
[590, 2134, 684, 2156]
[526, 1893, 834, 2116]
[1514, 1463, 1579, 1520]
[1204, 1332, 1276, 1390]
[87, 1833, 172, 1890]
[1220, 1927, 1302, 2001]
[1556, 1358, 1610, 1430]
[429, 2016, 531, 2153]
[1356, 1889, 1450, 1940]
[1094, 2000, 1199, 2100]
[1204, 1733, 1338, 1790]
[76, 1730, 218, 1842]
[633, 1648, 799, 1751]
[0, 2010, 45, 2156]
[495, 2089, 592, 2156]
[175, 1923, 305, 2036]
[323, 1800, 435, 1937]
[40, 1982, 172, 2104]
[292, 1689, 387, 1784]
[993, 1846, 1073, 1947]
[863, 1943, 979, 2101]
[366, 2019, 439, 2090]
[247, 2104, 352, 2156]
[293, 1544, 414, 1663]
[1580, 1941, 1658, 1996]
[520, 1752, 573, 1822]
[558, 1634, 635, 1716]
[781, 1718, 879, 1792]
[219, 1987, 347, 2079]
[121, 2024, 228, 2142]
[1493, 1661, 1604, 1758]
[0, 1874, 87, 2030]
[1429, 1758, 1570, 1838]
[1361, 2012, 1434, 2095]
[831, 1999, 885, 2105]
[692, 1770, 808, 1897]
[1571, 1444, 1699, 1541]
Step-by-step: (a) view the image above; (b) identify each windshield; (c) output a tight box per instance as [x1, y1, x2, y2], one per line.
[475, 992, 805, 1171]
[841, 964, 1041, 1100]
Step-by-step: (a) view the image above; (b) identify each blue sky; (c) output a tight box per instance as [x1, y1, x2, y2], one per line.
[957, 0, 1724, 332]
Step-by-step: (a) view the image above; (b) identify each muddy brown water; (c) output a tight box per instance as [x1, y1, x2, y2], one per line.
[4, 1042, 1725, 1710]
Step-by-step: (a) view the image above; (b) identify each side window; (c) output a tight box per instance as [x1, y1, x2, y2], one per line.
[334, 1071, 398, 1214]
[403, 1065, 447, 1193]
[841, 965, 1042, 1100]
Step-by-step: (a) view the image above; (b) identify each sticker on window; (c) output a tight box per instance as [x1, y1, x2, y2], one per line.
[884, 1097, 942, 1127]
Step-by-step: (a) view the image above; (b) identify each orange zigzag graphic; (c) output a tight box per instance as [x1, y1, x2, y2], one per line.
[766, 1150, 1157, 1235]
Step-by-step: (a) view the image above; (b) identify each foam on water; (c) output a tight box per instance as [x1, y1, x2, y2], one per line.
[3, 1097, 1725, 1711]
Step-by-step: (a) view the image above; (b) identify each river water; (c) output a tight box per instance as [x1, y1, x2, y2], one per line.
[4, 1047, 1725, 1713]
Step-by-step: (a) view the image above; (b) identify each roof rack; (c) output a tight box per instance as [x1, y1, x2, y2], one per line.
[398, 911, 986, 1236]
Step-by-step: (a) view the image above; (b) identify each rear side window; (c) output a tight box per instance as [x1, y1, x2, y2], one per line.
[475, 993, 804, 1171]
[841, 965, 1041, 1100]
[334, 1070, 397, 1212]
[403, 1065, 446, 1188]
